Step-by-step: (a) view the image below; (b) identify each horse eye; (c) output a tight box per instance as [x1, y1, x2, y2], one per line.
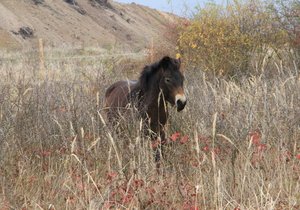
[165, 78, 172, 84]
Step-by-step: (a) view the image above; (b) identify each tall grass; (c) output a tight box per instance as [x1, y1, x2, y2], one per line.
[0, 48, 299, 209]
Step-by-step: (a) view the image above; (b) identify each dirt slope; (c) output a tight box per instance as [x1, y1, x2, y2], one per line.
[0, 0, 177, 50]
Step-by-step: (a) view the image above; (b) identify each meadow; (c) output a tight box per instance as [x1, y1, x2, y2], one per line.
[0, 45, 299, 209]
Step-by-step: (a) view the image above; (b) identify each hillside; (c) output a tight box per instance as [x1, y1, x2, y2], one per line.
[0, 0, 178, 50]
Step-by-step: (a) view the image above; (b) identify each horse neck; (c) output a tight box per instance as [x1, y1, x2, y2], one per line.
[140, 73, 168, 121]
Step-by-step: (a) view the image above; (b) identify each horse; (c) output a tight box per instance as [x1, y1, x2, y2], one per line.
[104, 56, 187, 166]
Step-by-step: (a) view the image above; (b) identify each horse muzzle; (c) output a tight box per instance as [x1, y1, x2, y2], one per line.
[175, 94, 187, 112]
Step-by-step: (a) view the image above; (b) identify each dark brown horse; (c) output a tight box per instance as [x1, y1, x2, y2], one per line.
[104, 56, 187, 163]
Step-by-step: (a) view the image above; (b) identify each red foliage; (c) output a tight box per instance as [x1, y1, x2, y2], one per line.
[151, 139, 160, 149]
[121, 193, 134, 205]
[213, 147, 221, 155]
[202, 145, 209, 152]
[180, 135, 189, 144]
[38, 150, 52, 157]
[257, 144, 267, 152]
[106, 171, 118, 182]
[249, 129, 261, 145]
[133, 179, 144, 189]
[182, 202, 199, 210]
[198, 135, 209, 144]
[249, 129, 270, 166]
[170, 132, 181, 142]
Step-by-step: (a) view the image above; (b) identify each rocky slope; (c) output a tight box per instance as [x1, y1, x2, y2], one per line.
[0, 0, 177, 50]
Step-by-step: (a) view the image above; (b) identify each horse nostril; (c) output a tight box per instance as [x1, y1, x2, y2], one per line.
[176, 99, 186, 112]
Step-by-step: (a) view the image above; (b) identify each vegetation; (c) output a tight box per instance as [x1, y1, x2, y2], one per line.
[177, 0, 299, 77]
[0, 0, 299, 209]
[0, 43, 299, 209]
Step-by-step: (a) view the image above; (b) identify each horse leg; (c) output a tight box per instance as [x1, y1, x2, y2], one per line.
[152, 126, 166, 173]
[106, 108, 125, 133]
[154, 129, 166, 160]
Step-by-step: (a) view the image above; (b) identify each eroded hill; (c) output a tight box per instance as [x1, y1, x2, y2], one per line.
[0, 0, 177, 50]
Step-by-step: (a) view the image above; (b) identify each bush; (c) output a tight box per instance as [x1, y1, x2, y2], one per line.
[177, 0, 289, 77]
[269, 0, 300, 66]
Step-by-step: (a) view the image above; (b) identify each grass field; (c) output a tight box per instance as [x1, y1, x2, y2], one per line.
[0, 48, 299, 209]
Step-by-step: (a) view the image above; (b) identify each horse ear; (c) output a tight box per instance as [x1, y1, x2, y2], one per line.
[159, 56, 171, 70]
[176, 58, 182, 70]
[177, 57, 181, 65]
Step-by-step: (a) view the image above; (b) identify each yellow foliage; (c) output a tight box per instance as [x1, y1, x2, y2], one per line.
[177, 0, 289, 76]
[176, 53, 181, 59]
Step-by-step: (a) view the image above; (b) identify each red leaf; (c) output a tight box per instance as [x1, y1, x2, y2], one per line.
[170, 132, 180, 142]
[180, 135, 189, 144]
[203, 145, 209, 152]
[296, 154, 300, 160]
[122, 194, 133, 204]
[250, 131, 261, 145]
[107, 171, 117, 181]
[213, 147, 221, 155]
[257, 143, 267, 152]
[134, 179, 144, 188]
[146, 187, 156, 196]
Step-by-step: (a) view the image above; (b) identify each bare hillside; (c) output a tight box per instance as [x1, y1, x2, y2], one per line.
[0, 0, 178, 50]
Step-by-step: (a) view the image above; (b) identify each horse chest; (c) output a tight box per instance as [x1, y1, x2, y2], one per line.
[146, 101, 168, 126]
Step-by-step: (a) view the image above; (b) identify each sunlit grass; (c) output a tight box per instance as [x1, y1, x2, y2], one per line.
[0, 47, 299, 209]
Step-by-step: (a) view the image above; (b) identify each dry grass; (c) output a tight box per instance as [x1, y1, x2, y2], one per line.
[0, 48, 299, 209]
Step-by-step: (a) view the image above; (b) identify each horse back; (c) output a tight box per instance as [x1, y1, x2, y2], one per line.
[104, 80, 138, 108]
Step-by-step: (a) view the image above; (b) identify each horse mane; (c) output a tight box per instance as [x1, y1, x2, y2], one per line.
[139, 56, 172, 92]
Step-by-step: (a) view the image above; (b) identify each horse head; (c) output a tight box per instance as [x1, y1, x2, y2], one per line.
[158, 56, 187, 112]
